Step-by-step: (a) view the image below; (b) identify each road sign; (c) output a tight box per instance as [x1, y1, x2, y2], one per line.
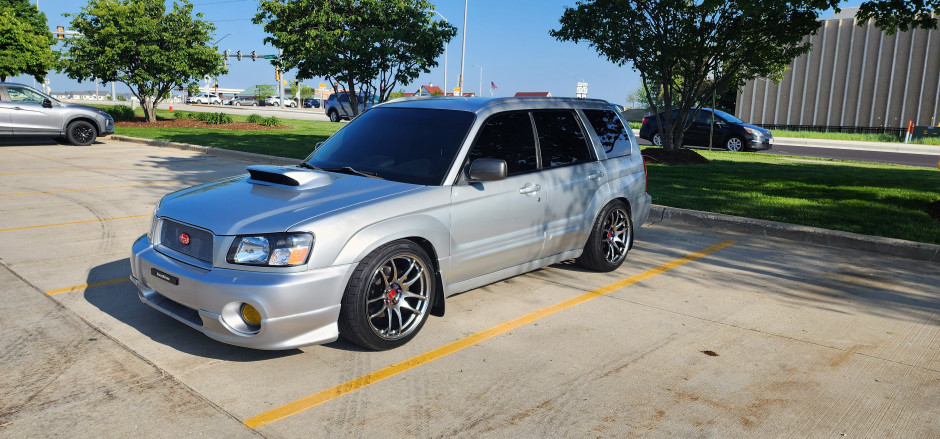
[264, 55, 277, 59]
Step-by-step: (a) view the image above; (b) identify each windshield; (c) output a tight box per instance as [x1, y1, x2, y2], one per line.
[306, 107, 475, 185]
[713, 109, 743, 124]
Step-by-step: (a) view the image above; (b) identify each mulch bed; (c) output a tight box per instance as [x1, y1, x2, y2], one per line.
[641, 147, 711, 165]
[116, 116, 289, 130]
[926, 200, 940, 221]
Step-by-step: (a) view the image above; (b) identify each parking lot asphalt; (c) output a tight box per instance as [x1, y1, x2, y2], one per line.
[1, 138, 937, 438]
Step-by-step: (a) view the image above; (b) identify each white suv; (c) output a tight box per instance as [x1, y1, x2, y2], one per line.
[187, 93, 221, 105]
[263, 96, 297, 107]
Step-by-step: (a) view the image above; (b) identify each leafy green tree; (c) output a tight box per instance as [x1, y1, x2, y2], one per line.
[857, 0, 940, 34]
[0, 0, 56, 82]
[255, 84, 276, 99]
[255, 0, 456, 116]
[60, 0, 225, 122]
[552, 0, 838, 151]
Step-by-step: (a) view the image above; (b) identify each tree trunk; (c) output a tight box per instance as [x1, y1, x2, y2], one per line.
[142, 96, 157, 123]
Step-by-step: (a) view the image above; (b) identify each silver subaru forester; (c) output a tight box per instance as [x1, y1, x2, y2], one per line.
[130, 97, 652, 350]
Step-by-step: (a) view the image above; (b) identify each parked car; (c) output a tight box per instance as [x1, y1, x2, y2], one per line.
[226, 97, 258, 106]
[639, 108, 773, 151]
[302, 98, 320, 108]
[324, 92, 377, 122]
[263, 96, 298, 107]
[0, 82, 114, 146]
[186, 93, 221, 105]
[130, 97, 652, 350]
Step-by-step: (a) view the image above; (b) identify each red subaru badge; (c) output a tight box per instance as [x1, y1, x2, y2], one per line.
[179, 233, 191, 245]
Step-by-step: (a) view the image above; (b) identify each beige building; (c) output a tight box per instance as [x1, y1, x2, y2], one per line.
[735, 8, 940, 133]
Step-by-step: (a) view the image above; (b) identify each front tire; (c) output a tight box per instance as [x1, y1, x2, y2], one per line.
[328, 110, 341, 122]
[66, 120, 97, 146]
[577, 200, 633, 272]
[725, 136, 745, 152]
[339, 240, 435, 350]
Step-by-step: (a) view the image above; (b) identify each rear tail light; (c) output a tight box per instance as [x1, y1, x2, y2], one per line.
[641, 116, 650, 125]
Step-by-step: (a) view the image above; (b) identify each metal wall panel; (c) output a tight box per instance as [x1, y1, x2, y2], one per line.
[736, 17, 940, 129]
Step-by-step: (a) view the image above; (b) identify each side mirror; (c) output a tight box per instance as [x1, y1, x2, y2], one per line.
[42, 98, 53, 108]
[468, 158, 507, 182]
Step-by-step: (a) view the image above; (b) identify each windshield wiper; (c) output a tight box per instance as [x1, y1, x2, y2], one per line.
[298, 162, 321, 170]
[322, 166, 384, 180]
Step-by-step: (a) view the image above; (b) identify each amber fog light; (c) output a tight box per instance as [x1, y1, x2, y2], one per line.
[241, 304, 262, 326]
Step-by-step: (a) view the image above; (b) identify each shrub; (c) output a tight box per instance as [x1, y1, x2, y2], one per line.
[246, 114, 264, 124]
[173, 110, 187, 119]
[200, 112, 233, 125]
[260, 116, 281, 127]
[105, 105, 136, 121]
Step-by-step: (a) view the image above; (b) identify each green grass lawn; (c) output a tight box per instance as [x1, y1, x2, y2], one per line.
[113, 108, 341, 159]
[643, 147, 940, 244]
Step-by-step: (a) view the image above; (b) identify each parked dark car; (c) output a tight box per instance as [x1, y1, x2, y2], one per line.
[302, 98, 320, 108]
[639, 108, 773, 151]
[226, 97, 258, 106]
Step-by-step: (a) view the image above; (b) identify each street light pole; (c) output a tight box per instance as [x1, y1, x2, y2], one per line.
[472, 65, 482, 97]
[429, 11, 448, 95]
[458, 0, 467, 96]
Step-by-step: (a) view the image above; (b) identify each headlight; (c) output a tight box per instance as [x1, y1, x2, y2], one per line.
[226, 233, 313, 266]
[744, 128, 760, 138]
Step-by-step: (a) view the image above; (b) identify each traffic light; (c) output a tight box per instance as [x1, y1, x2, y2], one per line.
[275, 67, 281, 81]
[56, 26, 64, 40]
[224, 49, 230, 59]
[236, 50, 242, 61]
[251, 51, 256, 61]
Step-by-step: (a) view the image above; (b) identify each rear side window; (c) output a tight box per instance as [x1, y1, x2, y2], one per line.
[531, 111, 592, 168]
[583, 109, 632, 158]
[468, 112, 538, 175]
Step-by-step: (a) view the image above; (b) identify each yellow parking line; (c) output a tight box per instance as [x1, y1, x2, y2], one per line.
[0, 179, 209, 197]
[45, 277, 130, 295]
[243, 240, 736, 429]
[0, 214, 149, 233]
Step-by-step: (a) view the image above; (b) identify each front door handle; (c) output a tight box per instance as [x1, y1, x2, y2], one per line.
[519, 183, 541, 195]
[588, 171, 604, 181]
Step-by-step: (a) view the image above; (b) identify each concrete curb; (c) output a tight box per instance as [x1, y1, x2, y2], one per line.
[109, 135, 939, 262]
[649, 205, 939, 262]
[110, 135, 301, 166]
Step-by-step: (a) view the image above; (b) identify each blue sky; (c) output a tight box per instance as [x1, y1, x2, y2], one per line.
[13, 0, 860, 105]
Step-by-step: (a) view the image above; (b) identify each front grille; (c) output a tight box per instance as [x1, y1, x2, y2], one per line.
[160, 219, 214, 263]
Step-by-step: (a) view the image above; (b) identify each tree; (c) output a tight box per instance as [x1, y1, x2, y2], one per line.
[255, 0, 456, 116]
[60, 0, 225, 122]
[255, 84, 276, 99]
[857, 0, 940, 34]
[0, 0, 56, 82]
[552, 0, 838, 151]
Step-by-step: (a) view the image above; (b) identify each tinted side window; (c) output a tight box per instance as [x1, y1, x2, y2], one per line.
[692, 111, 712, 124]
[468, 112, 537, 175]
[532, 111, 592, 168]
[584, 110, 632, 158]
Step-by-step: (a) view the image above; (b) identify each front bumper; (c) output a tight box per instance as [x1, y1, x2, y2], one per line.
[130, 234, 356, 350]
[748, 137, 773, 150]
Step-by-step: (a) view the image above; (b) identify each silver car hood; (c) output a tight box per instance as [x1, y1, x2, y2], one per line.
[156, 166, 423, 236]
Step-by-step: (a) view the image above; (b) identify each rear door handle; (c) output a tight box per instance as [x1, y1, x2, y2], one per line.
[519, 183, 541, 195]
[588, 171, 604, 181]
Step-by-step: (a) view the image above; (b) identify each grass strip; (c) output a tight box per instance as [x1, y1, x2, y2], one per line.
[643, 148, 940, 244]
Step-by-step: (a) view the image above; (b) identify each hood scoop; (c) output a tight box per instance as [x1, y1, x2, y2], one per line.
[246, 165, 333, 190]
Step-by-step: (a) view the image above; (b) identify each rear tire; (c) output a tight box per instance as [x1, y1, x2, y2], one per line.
[651, 132, 663, 146]
[66, 120, 97, 146]
[339, 240, 435, 350]
[576, 200, 633, 272]
[329, 110, 341, 122]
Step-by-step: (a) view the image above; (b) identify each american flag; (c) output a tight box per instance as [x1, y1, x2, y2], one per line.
[490, 81, 498, 90]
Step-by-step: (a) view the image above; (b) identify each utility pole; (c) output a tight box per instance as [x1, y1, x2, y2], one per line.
[458, 0, 467, 96]
[278, 49, 285, 108]
[472, 65, 482, 97]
